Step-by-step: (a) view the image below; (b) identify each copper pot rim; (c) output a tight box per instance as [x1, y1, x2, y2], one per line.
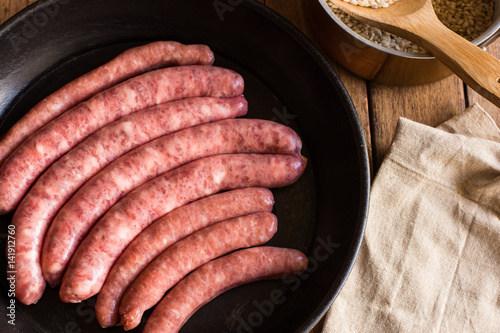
[316, 0, 500, 59]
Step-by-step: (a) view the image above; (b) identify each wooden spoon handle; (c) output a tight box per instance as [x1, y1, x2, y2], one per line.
[411, 19, 500, 107]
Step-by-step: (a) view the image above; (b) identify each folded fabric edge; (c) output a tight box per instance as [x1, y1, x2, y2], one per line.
[437, 103, 500, 142]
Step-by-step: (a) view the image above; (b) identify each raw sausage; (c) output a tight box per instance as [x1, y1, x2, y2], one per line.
[0, 41, 214, 167]
[42, 118, 301, 287]
[59, 153, 307, 303]
[43, 119, 301, 286]
[60, 154, 306, 303]
[119, 212, 278, 330]
[11, 96, 246, 306]
[143, 246, 308, 333]
[95, 187, 274, 328]
[0, 65, 244, 214]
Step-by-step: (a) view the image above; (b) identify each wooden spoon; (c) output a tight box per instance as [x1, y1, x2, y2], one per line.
[328, 0, 500, 107]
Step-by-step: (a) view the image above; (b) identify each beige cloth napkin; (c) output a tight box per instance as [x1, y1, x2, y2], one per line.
[322, 104, 500, 333]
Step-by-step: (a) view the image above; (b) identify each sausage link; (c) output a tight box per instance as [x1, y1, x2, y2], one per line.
[59, 153, 306, 303]
[42, 118, 301, 287]
[0, 41, 214, 167]
[119, 212, 278, 330]
[95, 187, 274, 328]
[11, 96, 246, 305]
[0, 65, 244, 214]
[143, 247, 308, 333]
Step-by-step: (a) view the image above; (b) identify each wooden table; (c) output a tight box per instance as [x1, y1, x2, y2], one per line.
[1, 0, 499, 332]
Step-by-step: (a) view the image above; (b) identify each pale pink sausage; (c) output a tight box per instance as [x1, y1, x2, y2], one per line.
[42, 118, 301, 287]
[95, 187, 274, 328]
[11, 96, 246, 306]
[119, 212, 278, 330]
[59, 153, 307, 303]
[0, 41, 214, 167]
[143, 247, 308, 333]
[0, 65, 244, 215]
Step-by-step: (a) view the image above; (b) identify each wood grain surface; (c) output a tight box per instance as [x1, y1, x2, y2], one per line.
[1, 0, 499, 332]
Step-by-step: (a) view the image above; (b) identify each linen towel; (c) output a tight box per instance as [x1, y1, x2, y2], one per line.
[322, 104, 500, 332]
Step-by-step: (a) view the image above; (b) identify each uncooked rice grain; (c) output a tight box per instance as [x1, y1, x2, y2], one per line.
[325, 0, 495, 53]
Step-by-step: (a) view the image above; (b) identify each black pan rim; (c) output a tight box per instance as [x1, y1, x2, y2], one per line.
[246, 2, 370, 330]
[244, 1, 370, 331]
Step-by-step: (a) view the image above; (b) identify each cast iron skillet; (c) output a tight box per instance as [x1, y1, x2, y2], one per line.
[0, 0, 370, 332]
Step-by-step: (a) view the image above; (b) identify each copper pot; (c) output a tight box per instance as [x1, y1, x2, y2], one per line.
[304, 0, 500, 86]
